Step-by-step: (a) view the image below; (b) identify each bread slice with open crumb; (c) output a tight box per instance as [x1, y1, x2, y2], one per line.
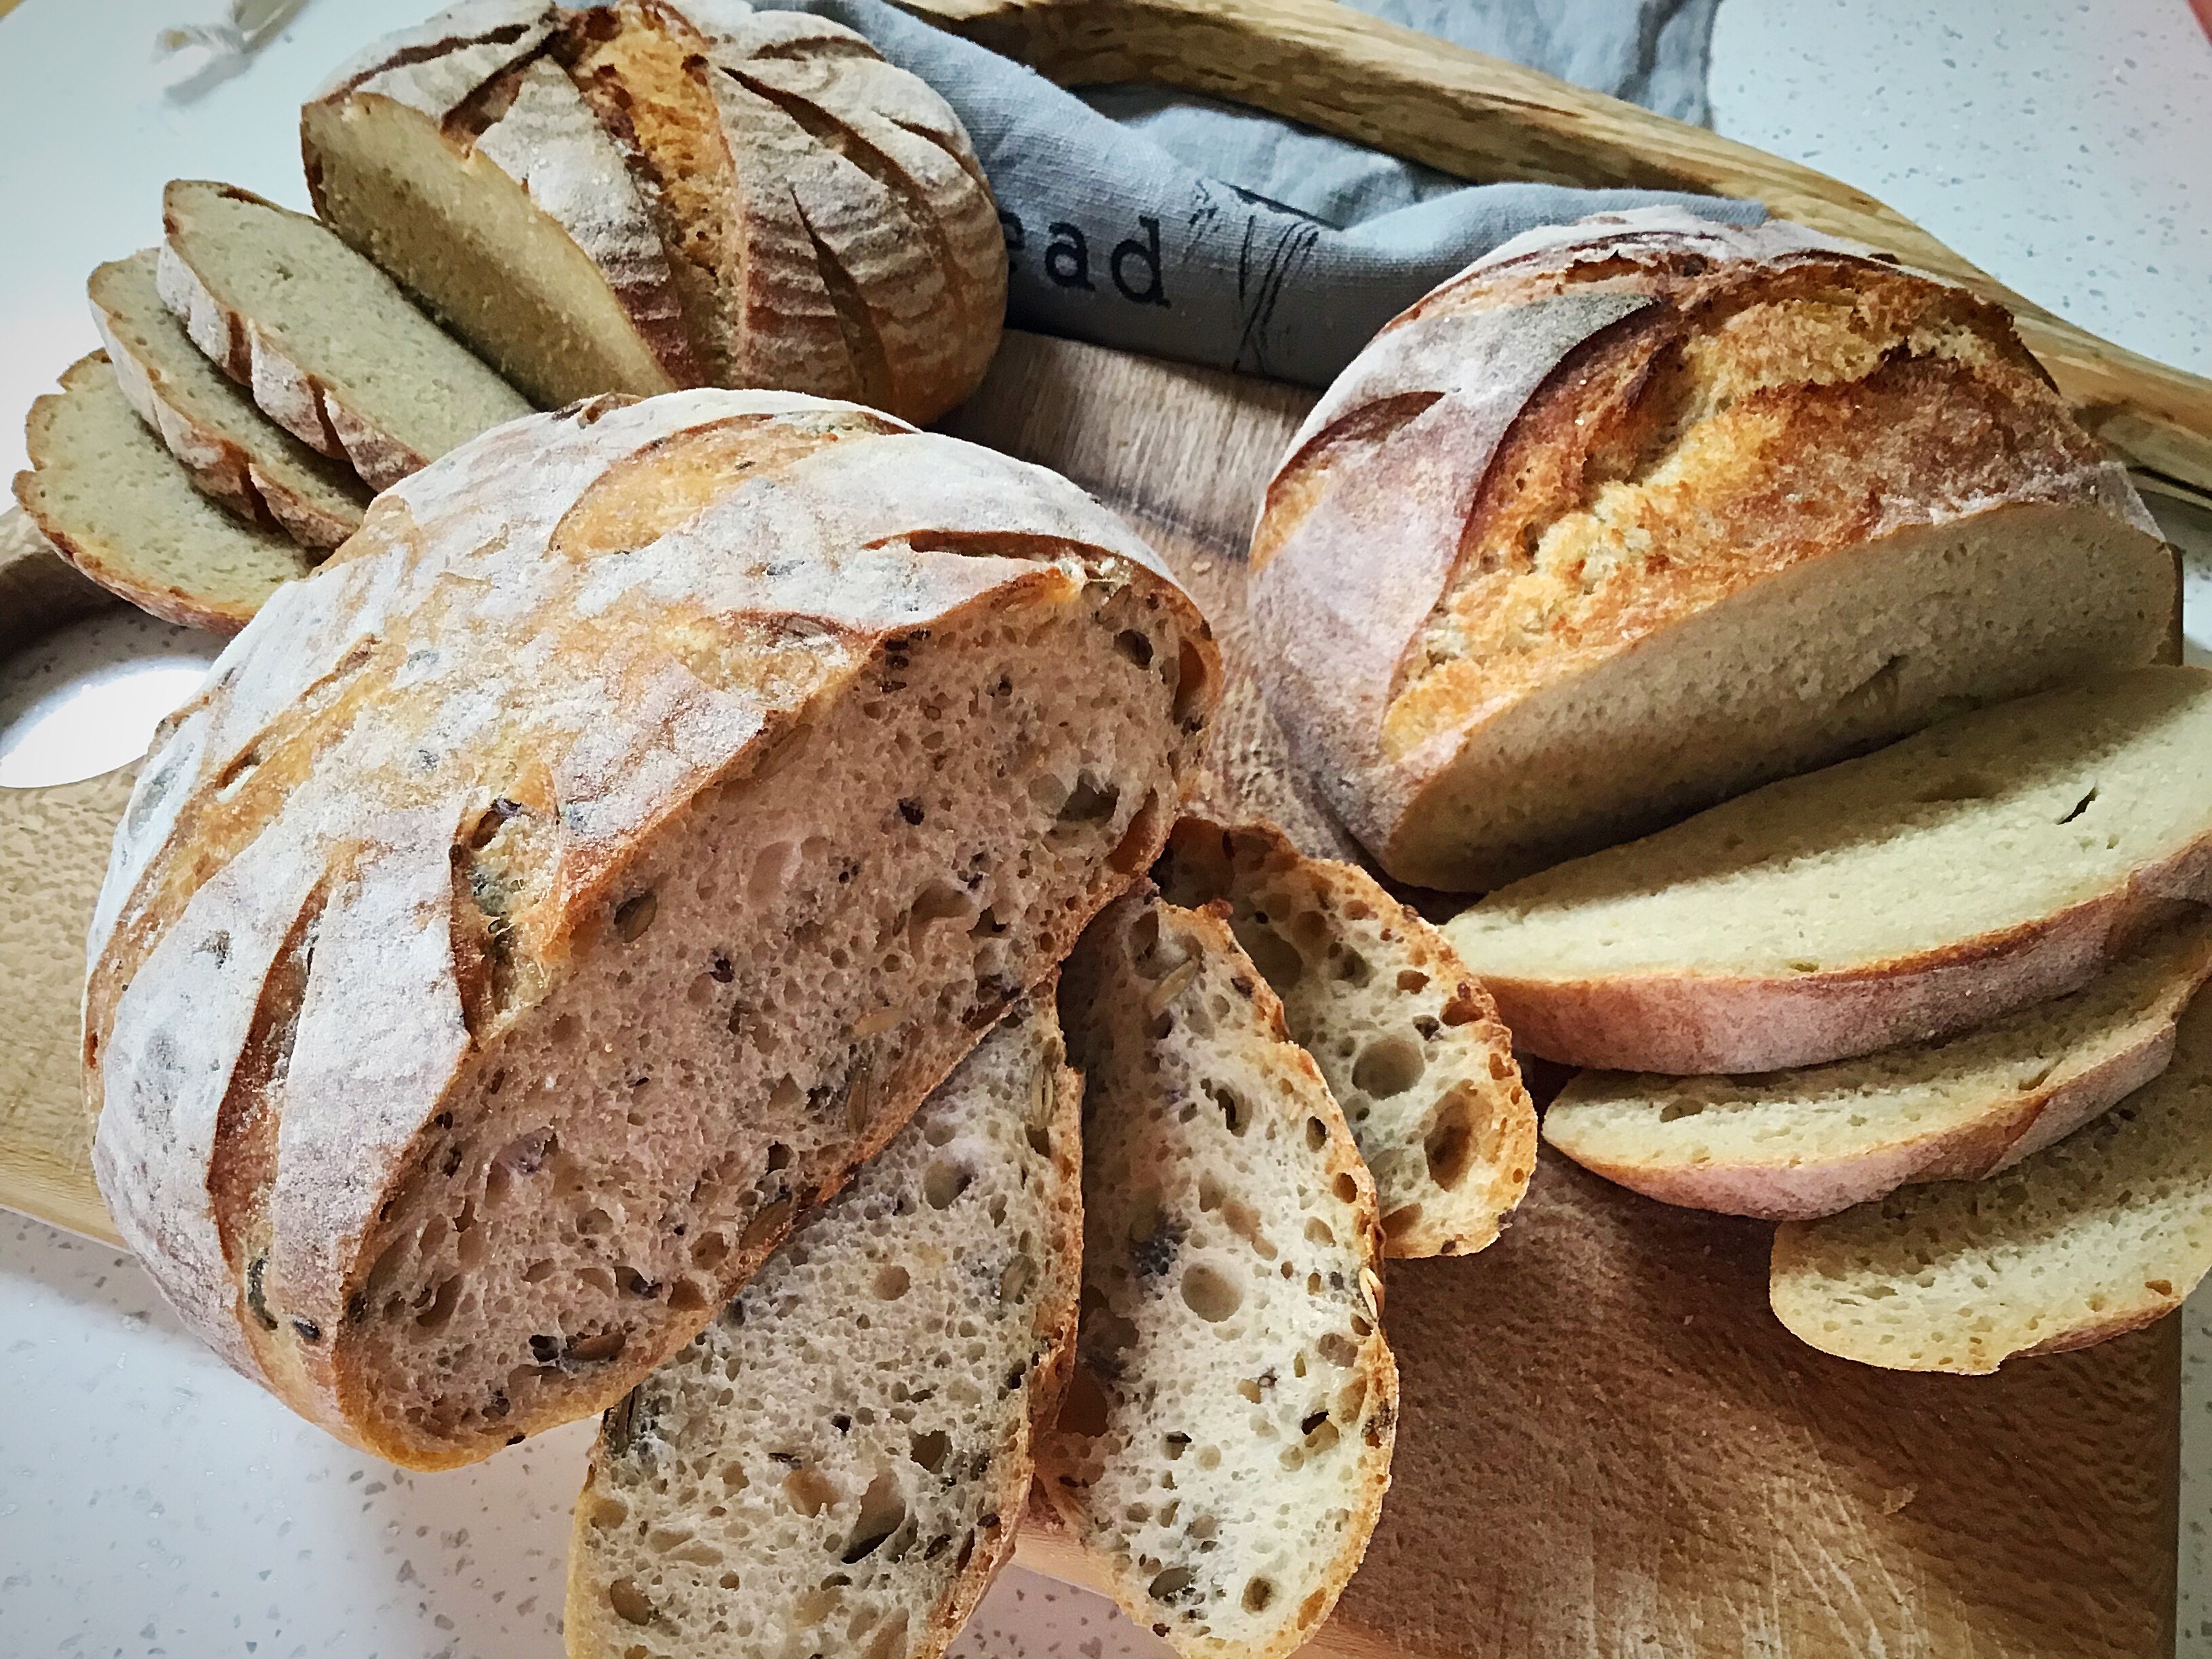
[1549, 924, 2212, 1218]
[567, 992, 1081, 1659]
[1153, 816, 1534, 1257]
[1044, 893, 1396, 1659]
[1771, 981, 2212, 1372]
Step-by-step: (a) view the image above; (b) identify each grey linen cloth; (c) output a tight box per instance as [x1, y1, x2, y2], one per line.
[785, 0, 1760, 386]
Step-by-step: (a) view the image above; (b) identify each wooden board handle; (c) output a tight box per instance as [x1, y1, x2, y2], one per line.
[900, 0, 2212, 504]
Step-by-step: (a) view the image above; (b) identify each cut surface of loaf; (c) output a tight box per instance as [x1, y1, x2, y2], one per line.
[1250, 207, 2173, 890]
[159, 180, 533, 489]
[1445, 668, 2212, 1074]
[1153, 816, 1534, 1257]
[85, 389, 1218, 1469]
[1046, 894, 1396, 1659]
[90, 249, 369, 550]
[568, 993, 1082, 1659]
[306, 0, 1006, 426]
[1771, 983, 2212, 1372]
[1549, 924, 2212, 1218]
[13, 354, 314, 633]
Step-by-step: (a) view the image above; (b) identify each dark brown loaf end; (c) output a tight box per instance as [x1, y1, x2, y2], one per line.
[1252, 208, 2175, 893]
[84, 388, 1218, 1469]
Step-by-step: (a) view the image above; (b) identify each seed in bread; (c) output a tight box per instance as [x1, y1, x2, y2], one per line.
[1250, 208, 2174, 890]
[1045, 893, 1397, 1659]
[1153, 816, 1534, 1257]
[85, 389, 1218, 1469]
[1770, 981, 2212, 1371]
[1445, 667, 2212, 1074]
[568, 992, 1081, 1659]
[1548, 924, 2212, 1218]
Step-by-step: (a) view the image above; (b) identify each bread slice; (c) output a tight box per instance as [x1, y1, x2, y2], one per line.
[567, 991, 1081, 1659]
[1153, 816, 1534, 1257]
[1250, 209, 2173, 892]
[1045, 893, 1397, 1659]
[13, 354, 314, 633]
[85, 389, 1219, 1469]
[1444, 668, 2212, 1074]
[89, 249, 368, 549]
[304, 4, 701, 405]
[158, 180, 532, 490]
[1771, 980, 2212, 1372]
[1548, 924, 2212, 1218]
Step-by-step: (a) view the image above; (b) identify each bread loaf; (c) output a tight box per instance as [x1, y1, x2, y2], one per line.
[1444, 668, 2212, 1073]
[1547, 925, 2212, 1218]
[568, 993, 1080, 1659]
[304, 0, 1005, 426]
[85, 388, 1217, 1469]
[1153, 816, 1534, 1256]
[1044, 894, 1396, 1659]
[1250, 208, 2174, 891]
[1770, 983, 2212, 1372]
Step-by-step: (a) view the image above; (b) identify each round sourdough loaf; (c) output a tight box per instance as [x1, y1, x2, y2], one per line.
[303, 0, 1006, 424]
[1249, 208, 2175, 892]
[84, 389, 1217, 1469]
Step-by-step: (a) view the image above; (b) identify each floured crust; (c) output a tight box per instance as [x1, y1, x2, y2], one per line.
[1250, 208, 2172, 891]
[84, 388, 1218, 1467]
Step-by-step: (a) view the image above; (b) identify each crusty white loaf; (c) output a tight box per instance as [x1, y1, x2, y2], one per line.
[568, 992, 1081, 1659]
[1250, 208, 2173, 892]
[85, 389, 1217, 1470]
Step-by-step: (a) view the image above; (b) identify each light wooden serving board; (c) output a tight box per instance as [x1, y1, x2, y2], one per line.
[0, 331, 2179, 1658]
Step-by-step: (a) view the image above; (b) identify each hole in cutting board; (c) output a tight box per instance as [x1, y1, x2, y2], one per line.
[0, 610, 220, 787]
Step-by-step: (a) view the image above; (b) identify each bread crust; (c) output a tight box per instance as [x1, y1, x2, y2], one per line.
[1250, 208, 2171, 891]
[84, 389, 1218, 1467]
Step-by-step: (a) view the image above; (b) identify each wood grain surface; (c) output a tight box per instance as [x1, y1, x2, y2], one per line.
[0, 335, 2183, 1655]
[899, 0, 2212, 509]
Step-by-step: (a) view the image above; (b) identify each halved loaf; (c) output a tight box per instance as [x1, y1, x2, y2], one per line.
[85, 389, 1218, 1469]
[1153, 816, 1535, 1257]
[1044, 893, 1396, 1659]
[90, 249, 368, 549]
[567, 991, 1081, 1659]
[14, 354, 314, 632]
[1548, 924, 2212, 1218]
[1250, 208, 2174, 891]
[1770, 981, 2212, 1372]
[303, 0, 699, 405]
[159, 179, 532, 489]
[1444, 668, 2212, 1073]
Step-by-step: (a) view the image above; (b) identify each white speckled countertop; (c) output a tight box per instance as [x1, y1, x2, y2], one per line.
[1, 0, 2208, 1654]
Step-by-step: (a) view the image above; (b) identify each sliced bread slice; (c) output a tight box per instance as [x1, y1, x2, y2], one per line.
[567, 992, 1082, 1659]
[1548, 924, 2212, 1218]
[89, 249, 368, 549]
[1153, 816, 1535, 1258]
[159, 180, 532, 489]
[1045, 893, 1397, 1659]
[1444, 668, 2212, 1073]
[1770, 981, 2212, 1372]
[13, 354, 314, 633]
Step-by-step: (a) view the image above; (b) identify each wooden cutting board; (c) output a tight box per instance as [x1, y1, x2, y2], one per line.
[0, 330, 2178, 1658]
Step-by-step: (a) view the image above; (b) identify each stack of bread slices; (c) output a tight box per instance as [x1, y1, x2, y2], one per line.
[1251, 207, 2212, 1376]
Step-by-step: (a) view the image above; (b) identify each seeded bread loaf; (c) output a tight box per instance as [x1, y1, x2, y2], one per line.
[159, 180, 532, 490]
[85, 388, 1218, 1469]
[304, 0, 1005, 426]
[1044, 894, 1396, 1659]
[90, 250, 369, 550]
[1547, 924, 2212, 1219]
[1153, 817, 1534, 1257]
[14, 354, 314, 633]
[569, 992, 1081, 1659]
[1250, 208, 2174, 891]
[1771, 982, 2212, 1372]
[1444, 668, 2212, 1074]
